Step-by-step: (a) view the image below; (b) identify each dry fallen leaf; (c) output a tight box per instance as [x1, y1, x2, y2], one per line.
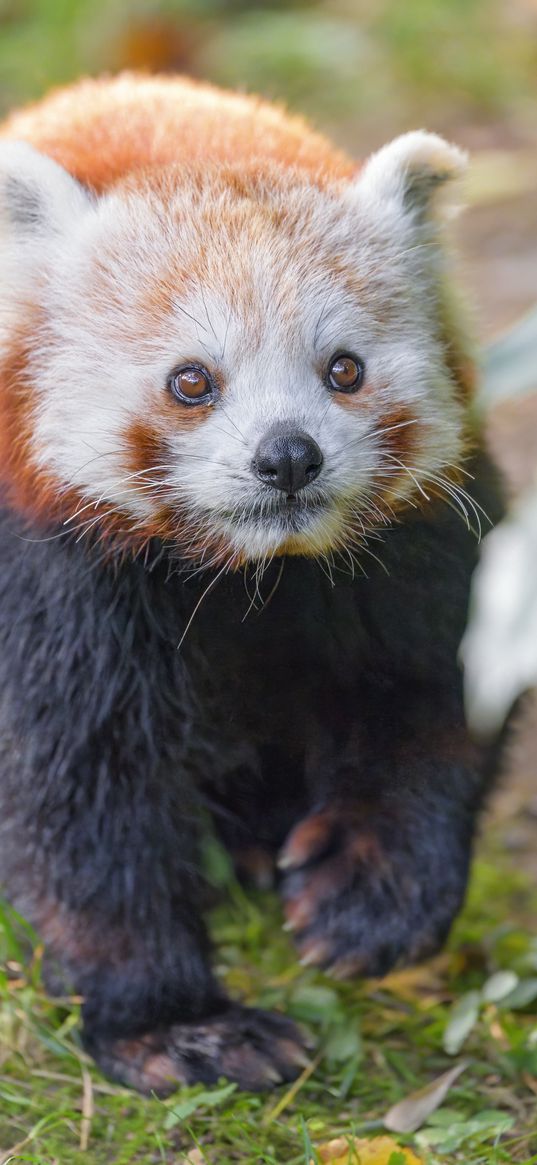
[315, 1134, 422, 1164]
[384, 1060, 469, 1133]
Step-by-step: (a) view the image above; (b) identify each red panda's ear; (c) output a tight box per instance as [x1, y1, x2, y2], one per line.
[0, 141, 91, 240]
[354, 131, 467, 223]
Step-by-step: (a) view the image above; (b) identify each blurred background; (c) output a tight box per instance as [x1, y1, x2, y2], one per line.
[0, 0, 536, 858]
[0, 0, 536, 338]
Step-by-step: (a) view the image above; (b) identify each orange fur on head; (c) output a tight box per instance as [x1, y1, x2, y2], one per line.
[0, 73, 356, 194]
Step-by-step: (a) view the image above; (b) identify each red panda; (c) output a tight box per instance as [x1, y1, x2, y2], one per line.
[0, 74, 502, 1095]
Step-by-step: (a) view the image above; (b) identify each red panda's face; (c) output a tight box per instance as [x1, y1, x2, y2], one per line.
[0, 135, 472, 566]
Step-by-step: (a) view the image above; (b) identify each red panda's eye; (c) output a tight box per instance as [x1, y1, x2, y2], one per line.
[169, 365, 215, 405]
[327, 353, 365, 393]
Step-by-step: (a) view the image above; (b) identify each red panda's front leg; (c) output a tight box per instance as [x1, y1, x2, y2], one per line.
[278, 722, 490, 978]
[5, 740, 306, 1095]
[0, 525, 307, 1095]
[9, 747, 310, 1094]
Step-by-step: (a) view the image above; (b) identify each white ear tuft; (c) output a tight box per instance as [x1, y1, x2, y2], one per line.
[0, 141, 91, 239]
[357, 131, 467, 219]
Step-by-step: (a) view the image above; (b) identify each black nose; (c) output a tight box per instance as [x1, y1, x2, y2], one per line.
[253, 427, 324, 494]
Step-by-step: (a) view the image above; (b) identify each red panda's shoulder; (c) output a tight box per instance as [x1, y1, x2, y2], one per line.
[0, 73, 356, 192]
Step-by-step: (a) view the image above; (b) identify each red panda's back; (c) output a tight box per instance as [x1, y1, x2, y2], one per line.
[0, 73, 355, 192]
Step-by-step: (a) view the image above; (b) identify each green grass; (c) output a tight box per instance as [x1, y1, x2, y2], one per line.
[1, 830, 537, 1165]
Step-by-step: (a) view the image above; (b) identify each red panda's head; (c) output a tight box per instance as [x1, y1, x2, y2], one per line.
[0, 132, 471, 567]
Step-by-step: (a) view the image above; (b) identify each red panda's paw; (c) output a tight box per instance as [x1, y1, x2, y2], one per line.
[279, 804, 460, 979]
[85, 1005, 311, 1096]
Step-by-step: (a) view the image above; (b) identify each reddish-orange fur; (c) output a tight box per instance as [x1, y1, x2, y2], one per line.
[0, 73, 356, 194]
